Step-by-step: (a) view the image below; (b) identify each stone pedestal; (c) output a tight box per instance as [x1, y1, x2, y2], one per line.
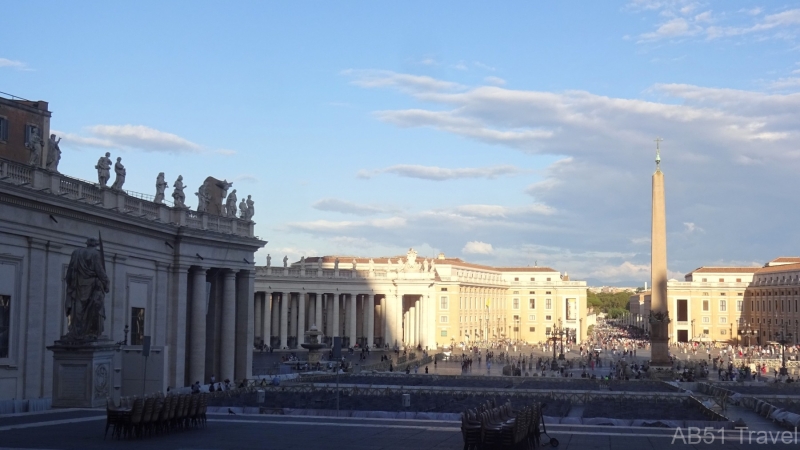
[47, 339, 117, 408]
[649, 316, 671, 368]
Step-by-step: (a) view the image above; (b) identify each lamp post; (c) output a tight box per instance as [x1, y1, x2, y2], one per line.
[691, 319, 695, 341]
[774, 323, 794, 377]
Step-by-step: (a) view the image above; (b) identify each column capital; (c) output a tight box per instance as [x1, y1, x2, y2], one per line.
[223, 268, 237, 279]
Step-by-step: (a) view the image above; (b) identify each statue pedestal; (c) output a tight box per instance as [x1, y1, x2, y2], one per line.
[47, 339, 117, 408]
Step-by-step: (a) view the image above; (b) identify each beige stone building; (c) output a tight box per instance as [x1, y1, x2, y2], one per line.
[253, 251, 587, 350]
[629, 257, 800, 345]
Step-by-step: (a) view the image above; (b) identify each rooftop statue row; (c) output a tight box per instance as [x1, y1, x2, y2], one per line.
[26, 130, 62, 172]
[92, 152, 255, 221]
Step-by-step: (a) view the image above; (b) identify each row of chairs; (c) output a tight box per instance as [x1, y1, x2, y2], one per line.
[460, 399, 543, 450]
[105, 393, 208, 440]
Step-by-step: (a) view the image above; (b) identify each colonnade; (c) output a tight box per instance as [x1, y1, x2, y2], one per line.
[252, 292, 435, 350]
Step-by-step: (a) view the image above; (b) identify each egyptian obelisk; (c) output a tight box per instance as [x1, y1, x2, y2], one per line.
[649, 138, 671, 368]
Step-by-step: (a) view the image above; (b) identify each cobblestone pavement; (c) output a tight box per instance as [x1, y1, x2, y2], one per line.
[1, 409, 799, 450]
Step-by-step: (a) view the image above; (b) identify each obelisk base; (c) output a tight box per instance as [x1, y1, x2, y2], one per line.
[47, 339, 117, 408]
[648, 317, 672, 379]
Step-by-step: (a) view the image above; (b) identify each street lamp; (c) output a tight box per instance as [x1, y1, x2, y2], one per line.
[691, 319, 695, 341]
[774, 324, 794, 377]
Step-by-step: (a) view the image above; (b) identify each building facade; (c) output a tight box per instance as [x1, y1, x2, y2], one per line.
[629, 257, 800, 345]
[253, 250, 587, 350]
[0, 97, 265, 401]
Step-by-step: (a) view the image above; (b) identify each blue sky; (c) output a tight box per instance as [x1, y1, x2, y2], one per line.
[3, 1, 800, 285]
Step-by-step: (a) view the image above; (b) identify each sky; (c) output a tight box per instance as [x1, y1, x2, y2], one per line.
[2, 1, 800, 286]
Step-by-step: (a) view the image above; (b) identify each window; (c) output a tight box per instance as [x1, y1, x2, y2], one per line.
[131, 307, 145, 346]
[702, 316, 710, 324]
[720, 329, 727, 335]
[545, 299, 552, 310]
[440, 296, 448, 310]
[702, 278, 707, 282]
[512, 298, 519, 309]
[702, 300, 709, 311]
[737, 300, 743, 312]
[529, 291, 535, 294]
[719, 278, 724, 282]
[0, 117, 7, 142]
[720, 292, 726, 296]
[440, 315, 448, 323]
[530, 278, 535, 281]
[702, 292, 709, 296]
[529, 327, 535, 332]
[546, 278, 551, 281]
[440, 330, 447, 337]
[513, 291, 519, 294]
[0, 295, 9, 358]
[529, 298, 535, 309]
[546, 291, 551, 295]
[719, 316, 727, 324]
[545, 315, 552, 321]
[546, 327, 552, 335]
[737, 292, 743, 296]
[719, 300, 727, 312]
[528, 314, 536, 321]
[513, 327, 519, 332]
[736, 278, 742, 283]
[441, 288, 448, 292]
[514, 277, 519, 281]
[703, 329, 709, 335]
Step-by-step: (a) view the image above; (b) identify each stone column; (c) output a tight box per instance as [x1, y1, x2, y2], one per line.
[418, 296, 425, 350]
[189, 266, 207, 385]
[332, 294, 339, 338]
[220, 270, 236, 381]
[254, 292, 262, 340]
[262, 292, 271, 347]
[297, 292, 306, 345]
[403, 310, 409, 345]
[349, 294, 357, 347]
[271, 293, 279, 346]
[280, 292, 288, 349]
[395, 294, 403, 348]
[367, 294, 375, 349]
[315, 293, 323, 329]
[380, 296, 387, 347]
[24, 238, 47, 398]
[169, 264, 190, 387]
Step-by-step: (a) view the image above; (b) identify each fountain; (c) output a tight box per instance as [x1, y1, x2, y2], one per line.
[301, 325, 325, 365]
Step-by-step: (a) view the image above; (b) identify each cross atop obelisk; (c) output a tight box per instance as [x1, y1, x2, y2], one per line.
[654, 137, 663, 171]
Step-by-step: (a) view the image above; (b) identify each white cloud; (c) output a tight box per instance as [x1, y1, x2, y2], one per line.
[312, 198, 394, 215]
[485, 76, 506, 86]
[60, 125, 202, 153]
[463, 241, 494, 254]
[0, 58, 31, 71]
[341, 70, 800, 281]
[343, 69, 464, 93]
[452, 61, 468, 71]
[233, 174, 258, 183]
[473, 61, 496, 71]
[216, 149, 237, 156]
[639, 17, 699, 41]
[768, 77, 800, 90]
[358, 164, 525, 181]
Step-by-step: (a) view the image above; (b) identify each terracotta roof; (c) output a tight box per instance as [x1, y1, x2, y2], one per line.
[754, 263, 800, 275]
[297, 256, 558, 273]
[770, 257, 800, 264]
[686, 266, 760, 278]
[495, 267, 559, 273]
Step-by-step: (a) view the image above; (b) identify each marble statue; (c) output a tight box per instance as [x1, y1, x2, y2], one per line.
[283, 255, 288, 268]
[423, 259, 429, 273]
[334, 258, 339, 270]
[172, 175, 187, 208]
[430, 259, 436, 274]
[245, 195, 254, 221]
[225, 189, 238, 218]
[154, 172, 167, 204]
[64, 237, 109, 340]
[238, 198, 247, 218]
[266, 254, 271, 267]
[46, 134, 62, 172]
[96, 152, 112, 187]
[300, 256, 305, 266]
[368, 258, 375, 273]
[195, 182, 210, 212]
[317, 258, 322, 270]
[111, 157, 126, 190]
[27, 130, 43, 166]
[352, 259, 357, 271]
